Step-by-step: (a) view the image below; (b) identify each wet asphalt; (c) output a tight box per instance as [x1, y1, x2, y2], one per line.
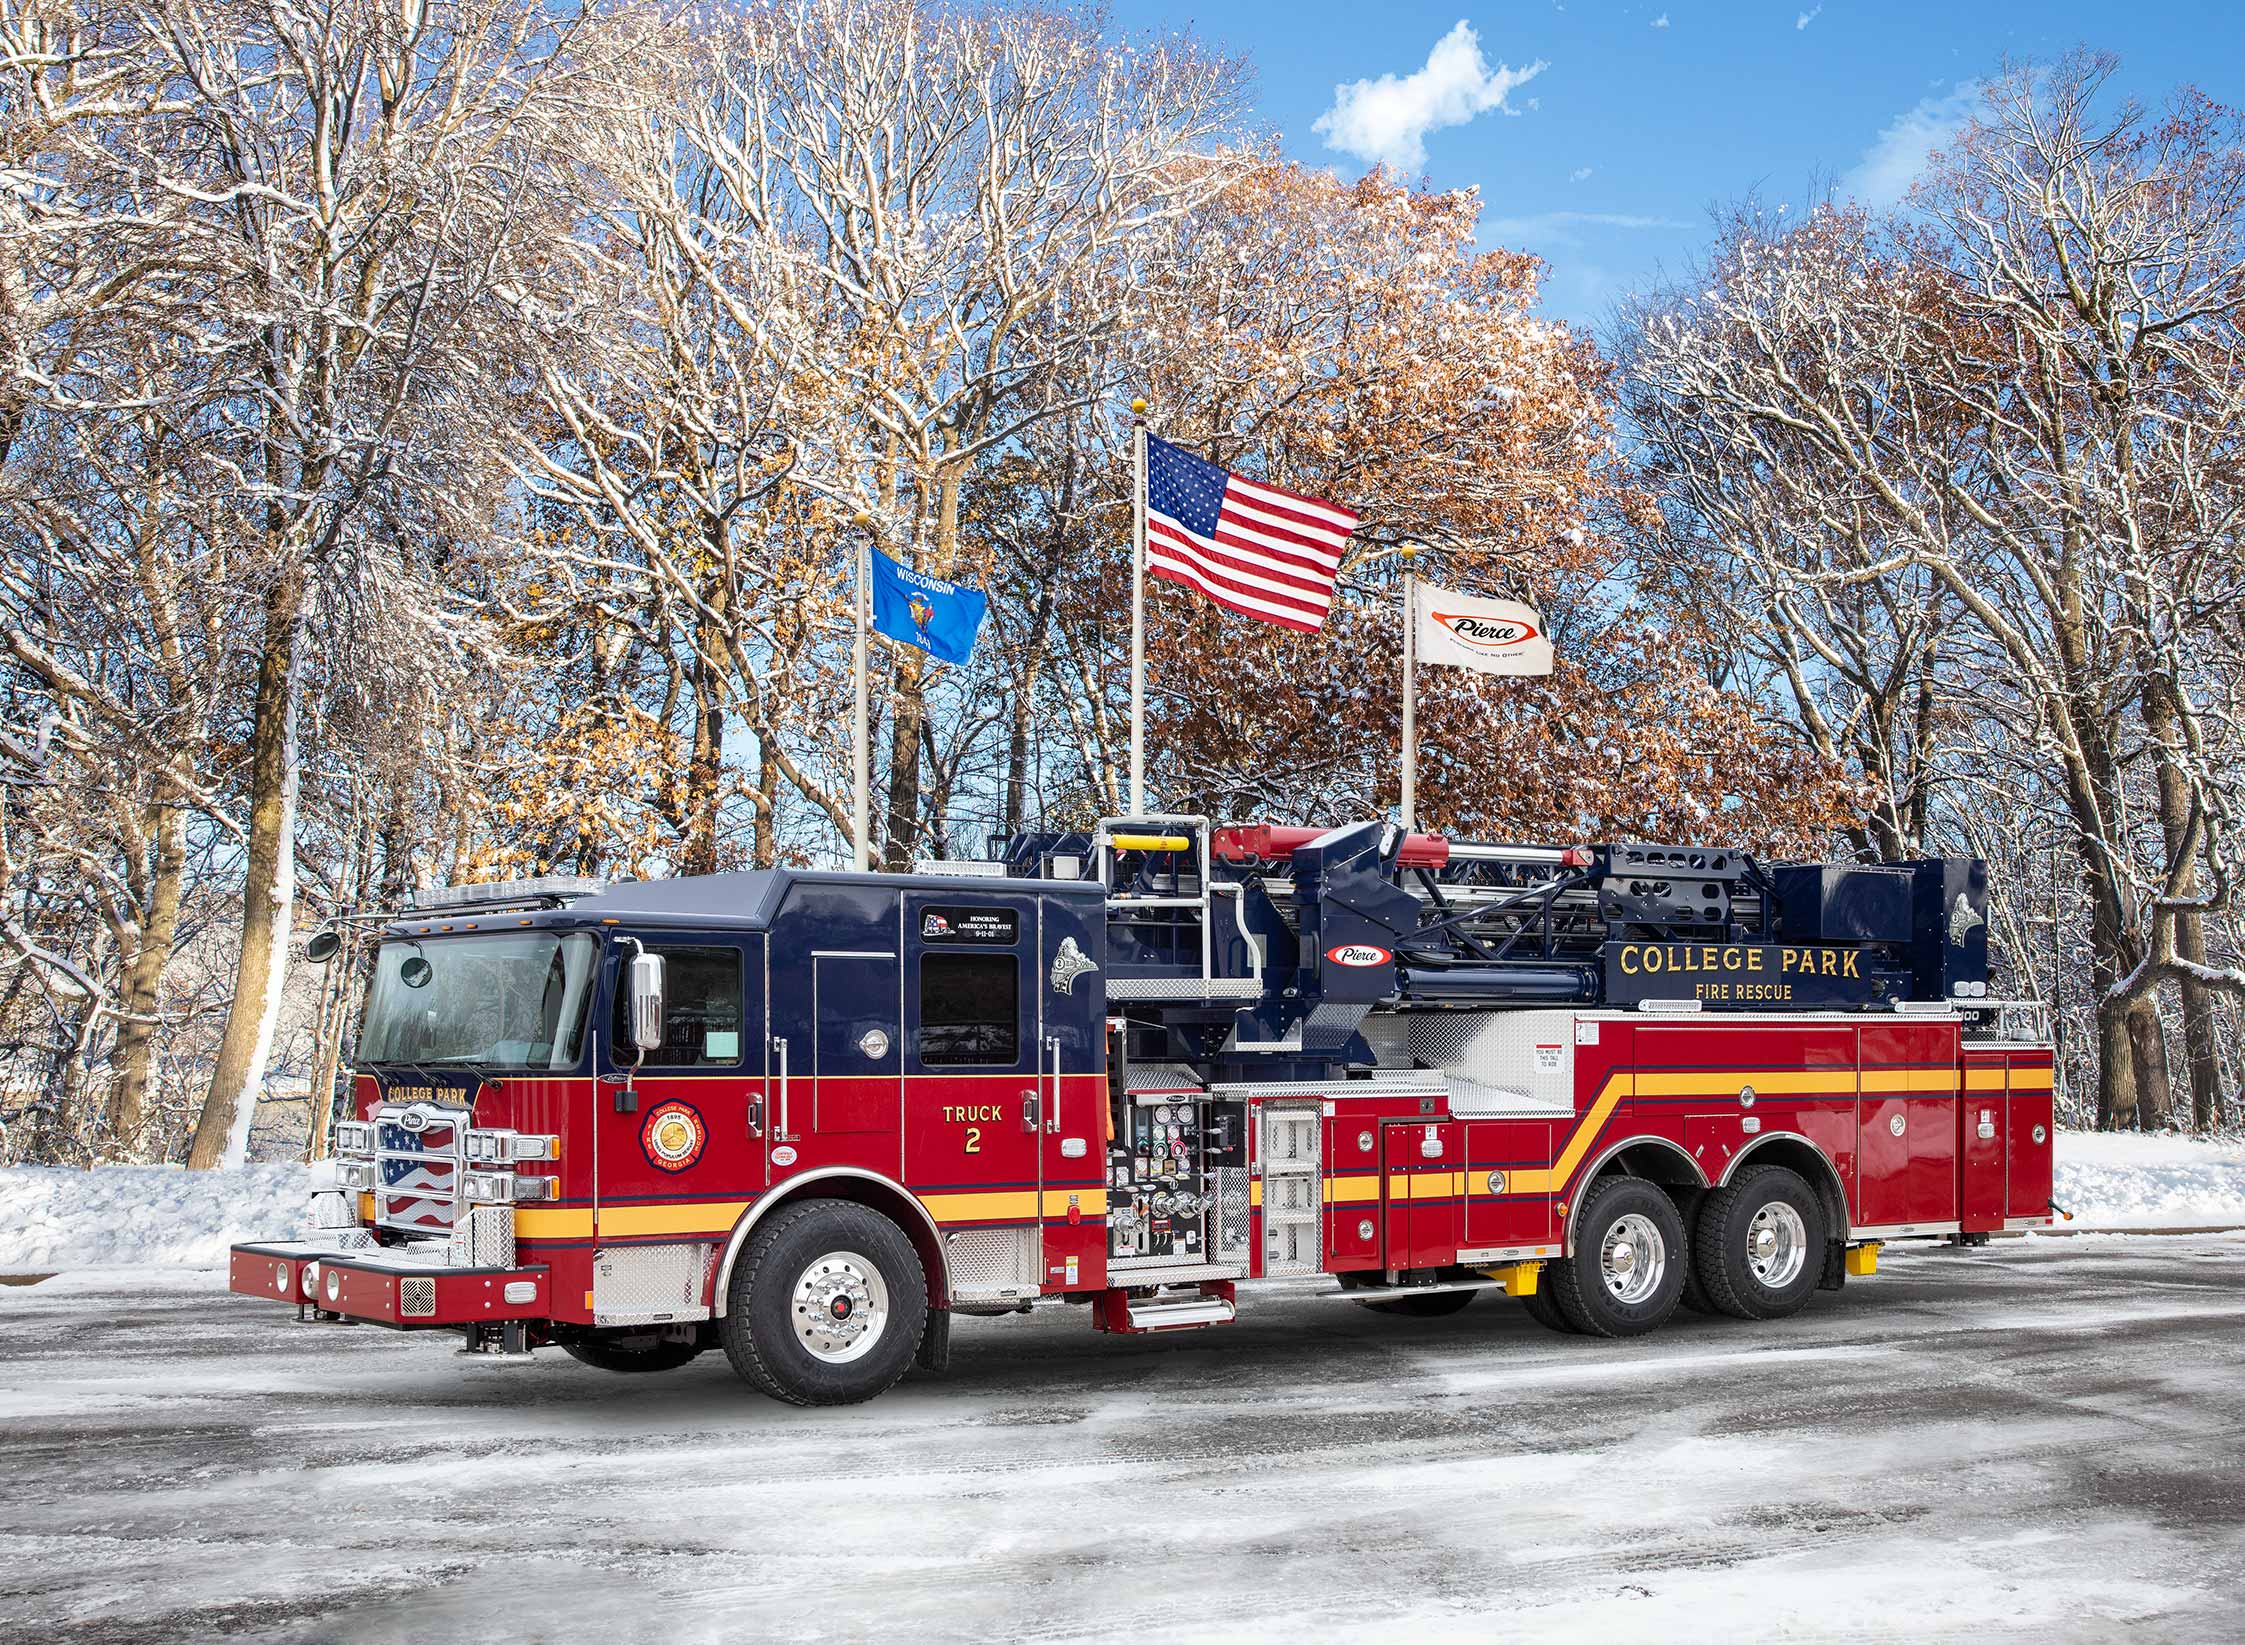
[1, 1234, 2242, 1643]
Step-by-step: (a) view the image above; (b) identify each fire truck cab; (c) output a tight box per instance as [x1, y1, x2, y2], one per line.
[229, 817, 2056, 1405]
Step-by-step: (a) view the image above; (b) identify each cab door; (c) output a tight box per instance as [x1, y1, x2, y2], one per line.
[1036, 891, 1108, 1290]
[593, 933, 763, 1226]
[903, 892, 1039, 1219]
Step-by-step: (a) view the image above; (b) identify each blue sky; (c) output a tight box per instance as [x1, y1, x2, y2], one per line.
[1129, 0, 2245, 333]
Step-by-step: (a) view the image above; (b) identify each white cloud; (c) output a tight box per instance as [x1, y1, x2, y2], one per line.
[1651, 12, 1670, 27]
[1844, 81, 1981, 207]
[1312, 21, 1548, 171]
[1482, 209, 1693, 249]
[1570, 166, 1594, 182]
[1796, 4, 1822, 26]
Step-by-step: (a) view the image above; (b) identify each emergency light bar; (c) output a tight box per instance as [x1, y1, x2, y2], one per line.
[404, 876, 606, 914]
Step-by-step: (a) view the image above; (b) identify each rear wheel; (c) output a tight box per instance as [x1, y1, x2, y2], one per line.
[1665, 1185, 1719, 1316]
[721, 1199, 927, 1406]
[562, 1333, 702, 1374]
[1518, 1270, 1579, 1335]
[1358, 1289, 1476, 1318]
[1694, 1164, 1824, 1321]
[1548, 1176, 1688, 1338]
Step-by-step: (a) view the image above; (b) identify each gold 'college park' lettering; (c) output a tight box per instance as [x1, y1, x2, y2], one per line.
[1617, 944, 1862, 979]
[942, 1105, 1005, 1123]
[1615, 942, 1864, 1003]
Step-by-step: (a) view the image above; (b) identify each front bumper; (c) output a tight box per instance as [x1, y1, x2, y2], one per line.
[229, 1239, 551, 1328]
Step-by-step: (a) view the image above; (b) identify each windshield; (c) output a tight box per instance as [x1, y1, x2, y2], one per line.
[358, 931, 600, 1071]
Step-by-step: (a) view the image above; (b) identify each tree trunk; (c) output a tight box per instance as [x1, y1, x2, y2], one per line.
[2142, 671, 2226, 1130]
[107, 800, 187, 1154]
[883, 450, 960, 871]
[187, 570, 308, 1170]
[882, 645, 927, 872]
[2125, 996, 2174, 1131]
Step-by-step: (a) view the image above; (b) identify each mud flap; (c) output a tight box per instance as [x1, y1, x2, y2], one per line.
[1813, 1238, 1849, 1292]
[912, 1307, 951, 1376]
[1817, 1237, 1848, 1292]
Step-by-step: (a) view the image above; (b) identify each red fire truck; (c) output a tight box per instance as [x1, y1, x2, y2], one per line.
[228, 817, 2056, 1405]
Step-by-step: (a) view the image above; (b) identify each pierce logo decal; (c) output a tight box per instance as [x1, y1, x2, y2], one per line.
[1326, 943, 1391, 968]
[1431, 612, 1541, 654]
[640, 1100, 707, 1173]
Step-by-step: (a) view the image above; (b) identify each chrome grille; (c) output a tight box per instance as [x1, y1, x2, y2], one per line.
[372, 1103, 470, 1233]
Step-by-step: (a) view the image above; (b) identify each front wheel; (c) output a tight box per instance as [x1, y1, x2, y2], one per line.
[721, 1200, 928, 1406]
[562, 1332, 703, 1374]
[1547, 1176, 1688, 1338]
[1694, 1164, 1825, 1321]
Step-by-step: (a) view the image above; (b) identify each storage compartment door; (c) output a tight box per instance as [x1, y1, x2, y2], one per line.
[1462, 1120, 1555, 1253]
[1960, 1054, 2008, 1232]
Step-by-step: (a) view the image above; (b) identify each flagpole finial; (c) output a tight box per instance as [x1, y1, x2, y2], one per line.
[850, 510, 871, 528]
[1400, 541, 1420, 561]
[1130, 398, 1148, 417]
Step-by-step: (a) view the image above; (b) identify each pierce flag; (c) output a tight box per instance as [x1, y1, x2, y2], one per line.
[1411, 582, 1554, 676]
[867, 550, 987, 667]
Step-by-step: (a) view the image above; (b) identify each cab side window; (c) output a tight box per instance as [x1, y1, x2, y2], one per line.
[919, 953, 1019, 1066]
[615, 945, 743, 1067]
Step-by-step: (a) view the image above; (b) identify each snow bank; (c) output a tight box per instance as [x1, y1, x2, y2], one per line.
[2, 1128, 2240, 1274]
[0, 1163, 314, 1271]
[2054, 1129, 2245, 1229]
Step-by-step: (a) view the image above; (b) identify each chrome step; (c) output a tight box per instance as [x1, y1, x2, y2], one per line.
[1124, 1294, 1237, 1331]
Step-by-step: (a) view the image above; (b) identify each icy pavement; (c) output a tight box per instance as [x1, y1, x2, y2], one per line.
[3, 1239, 2243, 1643]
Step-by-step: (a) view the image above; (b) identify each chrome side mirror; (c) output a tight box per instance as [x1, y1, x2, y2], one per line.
[626, 950, 666, 1053]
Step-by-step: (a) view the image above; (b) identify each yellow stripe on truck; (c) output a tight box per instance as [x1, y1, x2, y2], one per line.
[917, 1188, 1107, 1223]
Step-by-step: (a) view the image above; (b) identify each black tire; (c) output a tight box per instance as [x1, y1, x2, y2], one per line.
[1518, 1270, 1579, 1334]
[1665, 1185, 1719, 1316]
[1357, 1289, 1476, 1318]
[1548, 1175, 1688, 1338]
[1694, 1164, 1825, 1321]
[721, 1199, 928, 1406]
[562, 1333, 703, 1374]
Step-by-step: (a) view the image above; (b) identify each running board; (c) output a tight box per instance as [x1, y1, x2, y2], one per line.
[1126, 1295, 1236, 1331]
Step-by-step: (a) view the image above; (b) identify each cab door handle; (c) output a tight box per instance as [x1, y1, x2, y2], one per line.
[1020, 1092, 1041, 1132]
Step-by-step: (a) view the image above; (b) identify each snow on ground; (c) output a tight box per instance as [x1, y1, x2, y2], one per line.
[2055, 1129, 2245, 1228]
[0, 1128, 2238, 1275]
[0, 1162, 313, 1270]
[3, 1236, 2243, 1642]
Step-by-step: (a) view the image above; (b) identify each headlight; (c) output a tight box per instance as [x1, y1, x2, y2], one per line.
[333, 1120, 377, 1157]
[463, 1170, 522, 1204]
[466, 1129, 559, 1164]
[334, 1161, 378, 1191]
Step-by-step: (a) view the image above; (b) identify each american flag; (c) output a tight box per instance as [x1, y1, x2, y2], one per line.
[1143, 434, 1358, 633]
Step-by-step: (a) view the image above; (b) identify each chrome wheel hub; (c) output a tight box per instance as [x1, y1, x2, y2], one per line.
[1746, 1202, 1808, 1289]
[1599, 1213, 1666, 1305]
[792, 1250, 889, 1363]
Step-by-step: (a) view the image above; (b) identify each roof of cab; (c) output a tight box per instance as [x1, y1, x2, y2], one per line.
[567, 866, 1098, 931]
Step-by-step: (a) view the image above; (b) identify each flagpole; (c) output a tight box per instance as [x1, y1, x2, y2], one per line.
[1400, 542, 1418, 834]
[850, 510, 872, 872]
[1128, 398, 1148, 817]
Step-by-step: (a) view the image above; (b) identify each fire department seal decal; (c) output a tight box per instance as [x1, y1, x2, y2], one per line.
[640, 1100, 707, 1173]
[1050, 936, 1098, 995]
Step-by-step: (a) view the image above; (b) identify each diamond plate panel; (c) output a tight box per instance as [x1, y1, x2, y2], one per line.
[1212, 1167, 1250, 1263]
[592, 1242, 712, 1325]
[449, 1205, 515, 1269]
[1409, 1009, 1578, 1112]
[944, 1226, 1040, 1294]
